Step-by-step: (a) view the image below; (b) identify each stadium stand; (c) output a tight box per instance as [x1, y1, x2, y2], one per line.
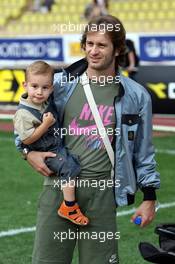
[0, 0, 27, 27]
[0, 0, 175, 35]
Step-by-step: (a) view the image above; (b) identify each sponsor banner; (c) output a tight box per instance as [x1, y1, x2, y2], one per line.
[0, 66, 175, 115]
[63, 34, 84, 64]
[0, 70, 25, 103]
[0, 37, 64, 61]
[140, 36, 175, 62]
[0, 34, 175, 66]
[63, 33, 140, 65]
[135, 66, 175, 114]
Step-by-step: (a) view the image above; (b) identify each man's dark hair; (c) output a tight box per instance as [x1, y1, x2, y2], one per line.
[81, 15, 126, 67]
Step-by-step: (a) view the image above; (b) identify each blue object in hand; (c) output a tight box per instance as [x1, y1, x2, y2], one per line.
[134, 216, 142, 225]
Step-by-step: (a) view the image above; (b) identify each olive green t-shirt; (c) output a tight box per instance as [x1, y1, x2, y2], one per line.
[63, 79, 119, 178]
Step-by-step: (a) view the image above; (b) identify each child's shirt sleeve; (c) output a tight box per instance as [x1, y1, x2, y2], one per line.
[13, 109, 41, 141]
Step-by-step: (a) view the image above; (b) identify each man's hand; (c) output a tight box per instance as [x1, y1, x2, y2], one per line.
[131, 200, 156, 228]
[27, 151, 56, 176]
[42, 112, 56, 128]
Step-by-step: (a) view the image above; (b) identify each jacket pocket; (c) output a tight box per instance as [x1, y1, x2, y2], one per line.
[122, 114, 140, 126]
[121, 114, 140, 152]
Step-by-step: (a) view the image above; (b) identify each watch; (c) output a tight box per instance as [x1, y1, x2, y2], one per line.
[22, 147, 30, 160]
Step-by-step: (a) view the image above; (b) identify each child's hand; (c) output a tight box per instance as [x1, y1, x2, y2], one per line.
[42, 112, 56, 128]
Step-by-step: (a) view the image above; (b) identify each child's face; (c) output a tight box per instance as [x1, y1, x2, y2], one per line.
[23, 73, 53, 105]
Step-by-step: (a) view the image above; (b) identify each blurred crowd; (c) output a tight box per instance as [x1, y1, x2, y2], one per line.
[84, 0, 109, 20]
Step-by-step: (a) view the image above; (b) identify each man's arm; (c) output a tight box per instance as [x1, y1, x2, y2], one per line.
[23, 112, 55, 145]
[14, 132, 56, 176]
[131, 91, 160, 227]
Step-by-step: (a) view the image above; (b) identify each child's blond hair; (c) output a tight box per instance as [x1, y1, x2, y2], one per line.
[25, 61, 54, 81]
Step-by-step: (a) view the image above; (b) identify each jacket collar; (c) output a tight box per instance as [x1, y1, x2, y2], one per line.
[65, 58, 88, 77]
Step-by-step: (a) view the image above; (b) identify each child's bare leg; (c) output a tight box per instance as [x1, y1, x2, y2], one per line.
[62, 180, 76, 204]
[57, 180, 89, 226]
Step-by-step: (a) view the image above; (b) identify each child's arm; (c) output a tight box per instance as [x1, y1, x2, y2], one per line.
[23, 112, 56, 145]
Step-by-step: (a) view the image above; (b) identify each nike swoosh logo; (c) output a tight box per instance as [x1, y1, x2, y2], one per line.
[69, 118, 113, 136]
[109, 255, 117, 263]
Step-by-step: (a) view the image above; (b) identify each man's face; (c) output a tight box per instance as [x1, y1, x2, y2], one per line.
[84, 31, 118, 72]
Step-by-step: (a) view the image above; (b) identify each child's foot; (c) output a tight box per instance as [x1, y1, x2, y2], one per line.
[58, 201, 89, 226]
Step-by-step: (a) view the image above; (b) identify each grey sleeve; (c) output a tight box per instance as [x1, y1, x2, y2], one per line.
[134, 92, 160, 194]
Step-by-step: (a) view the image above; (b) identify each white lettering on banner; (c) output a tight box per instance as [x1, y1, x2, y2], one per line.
[47, 41, 60, 58]
[145, 39, 161, 58]
[0, 41, 60, 59]
[22, 43, 46, 57]
[162, 41, 175, 56]
[145, 38, 175, 59]
[168, 83, 175, 99]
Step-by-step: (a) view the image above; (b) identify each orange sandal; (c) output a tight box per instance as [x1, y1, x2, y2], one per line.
[58, 201, 89, 226]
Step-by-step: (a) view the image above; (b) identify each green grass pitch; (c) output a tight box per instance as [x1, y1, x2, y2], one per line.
[0, 131, 175, 264]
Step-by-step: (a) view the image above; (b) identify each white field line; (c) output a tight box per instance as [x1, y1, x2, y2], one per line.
[1, 135, 175, 156]
[0, 137, 14, 141]
[0, 114, 14, 119]
[0, 201, 175, 238]
[117, 201, 175, 216]
[153, 125, 175, 132]
[0, 227, 36, 238]
[155, 149, 175, 155]
[0, 114, 175, 132]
